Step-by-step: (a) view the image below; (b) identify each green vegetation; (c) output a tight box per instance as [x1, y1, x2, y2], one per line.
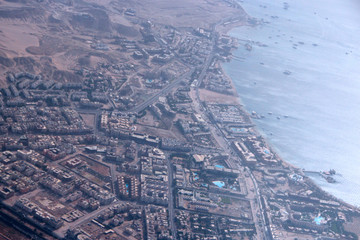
[221, 197, 231, 204]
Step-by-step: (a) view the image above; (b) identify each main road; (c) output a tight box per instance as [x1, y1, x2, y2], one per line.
[165, 152, 177, 238]
[125, 68, 195, 114]
[190, 22, 271, 240]
[162, 23, 220, 240]
[123, 15, 242, 115]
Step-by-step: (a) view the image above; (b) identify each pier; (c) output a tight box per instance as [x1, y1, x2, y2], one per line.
[303, 170, 337, 183]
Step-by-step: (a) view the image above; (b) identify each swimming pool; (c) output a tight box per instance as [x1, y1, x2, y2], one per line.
[213, 181, 225, 188]
[230, 127, 246, 133]
[314, 216, 325, 225]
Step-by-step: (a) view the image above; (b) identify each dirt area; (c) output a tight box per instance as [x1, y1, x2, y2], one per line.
[198, 88, 239, 104]
[0, 23, 39, 58]
[0, 220, 30, 240]
[80, 113, 96, 128]
[135, 124, 179, 139]
[30, 191, 70, 217]
[344, 217, 360, 236]
[81, 157, 111, 177]
[114, 0, 246, 29]
[0, 0, 247, 90]
[60, 154, 111, 186]
[136, 110, 162, 128]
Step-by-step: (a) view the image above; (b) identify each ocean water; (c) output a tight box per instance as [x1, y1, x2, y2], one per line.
[224, 0, 360, 206]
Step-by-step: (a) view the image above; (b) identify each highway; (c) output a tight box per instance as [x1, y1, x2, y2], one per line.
[196, 104, 270, 239]
[106, 14, 270, 239]
[165, 153, 177, 238]
[54, 200, 120, 238]
[193, 91, 270, 239]
[117, 16, 240, 115]
[126, 68, 195, 114]
[187, 19, 272, 240]
[246, 167, 271, 240]
[160, 25, 219, 240]
[109, 163, 117, 194]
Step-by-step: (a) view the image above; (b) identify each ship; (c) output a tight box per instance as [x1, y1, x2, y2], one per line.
[325, 176, 336, 183]
[251, 111, 261, 119]
[245, 43, 252, 51]
[283, 2, 289, 10]
[303, 169, 337, 183]
[283, 70, 292, 75]
[323, 169, 336, 175]
[321, 169, 337, 183]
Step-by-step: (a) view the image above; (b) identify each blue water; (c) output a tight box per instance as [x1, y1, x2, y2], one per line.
[215, 164, 225, 168]
[314, 216, 325, 225]
[224, 0, 360, 206]
[213, 181, 225, 188]
[194, 172, 199, 181]
[231, 127, 246, 132]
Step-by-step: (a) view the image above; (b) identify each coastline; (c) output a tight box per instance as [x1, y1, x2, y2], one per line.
[212, 12, 359, 211]
[0, 0, 359, 238]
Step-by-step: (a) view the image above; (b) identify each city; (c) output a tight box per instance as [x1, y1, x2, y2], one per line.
[0, 0, 359, 239]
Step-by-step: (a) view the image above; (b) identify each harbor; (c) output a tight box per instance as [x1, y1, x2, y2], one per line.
[303, 169, 337, 183]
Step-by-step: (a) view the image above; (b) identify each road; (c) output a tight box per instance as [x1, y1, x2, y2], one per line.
[160, 24, 219, 239]
[165, 153, 177, 238]
[247, 167, 272, 240]
[194, 105, 269, 239]
[99, 13, 269, 239]
[54, 200, 120, 238]
[109, 163, 117, 194]
[192, 91, 270, 239]
[126, 68, 195, 114]
[0, 232, 11, 240]
[187, 19, 271, 240]
[190, 90, 268, 240]
[119, 16, 238, 115]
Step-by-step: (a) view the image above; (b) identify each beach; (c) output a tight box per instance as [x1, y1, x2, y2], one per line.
[223, 0, 360, 206]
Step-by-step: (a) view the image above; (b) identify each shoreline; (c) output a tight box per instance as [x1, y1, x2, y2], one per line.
[212, 11, 359, 211]
[0, 0, 359, 238]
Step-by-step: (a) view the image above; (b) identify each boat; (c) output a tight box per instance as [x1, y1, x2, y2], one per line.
[323, 169, 336, 176]
[325, 176, 336, 183]
[283, 70, 292, 75]
[283, 2, 289, 10]
[251, 111, 261, 119]
[245, 43, 252, 51]
[320, 169, 337, 183]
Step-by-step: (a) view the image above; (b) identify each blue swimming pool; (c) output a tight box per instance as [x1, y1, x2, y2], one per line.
[213, 181, 225, 188]
[230, 127, 246, 133]
[314, 216, 324, 225]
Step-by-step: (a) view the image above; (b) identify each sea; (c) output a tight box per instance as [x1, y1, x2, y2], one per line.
[223, 0, 360, 206]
